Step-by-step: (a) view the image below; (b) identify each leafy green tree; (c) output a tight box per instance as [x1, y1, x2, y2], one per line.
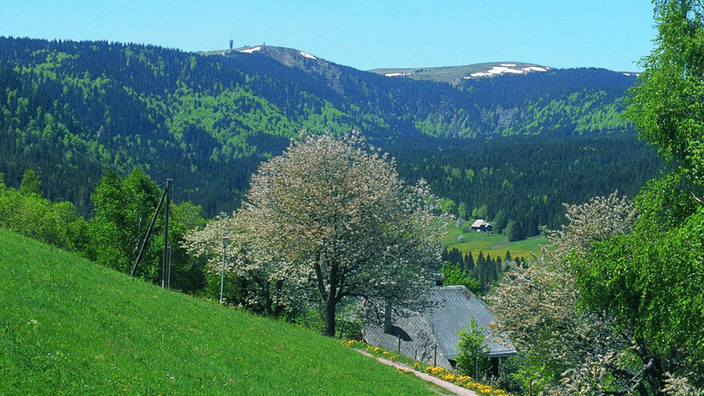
[89, 168, 161, 278]
[491, 209, 509, 234]
[440, 262, 481, 294]
[458, 202, 467, 219]
[456, 318, 489, 378]
[472, 205, 488, 219]
[573, 0, 704, 390]
[49, 201, 89, 254]
[19, 170, 41, 196]
[165, 201, 208, 293]
[89, 168, 205, 289]
[0, 171, 89, 253]
[506, 219, 528, 242]
[439, 198, 457, 215]
[624, 0, 704, 183]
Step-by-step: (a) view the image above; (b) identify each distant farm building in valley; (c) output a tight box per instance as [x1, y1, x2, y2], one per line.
[470, 219, 492, 232]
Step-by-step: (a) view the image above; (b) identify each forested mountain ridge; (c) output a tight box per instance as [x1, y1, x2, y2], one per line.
[211, 44, 637, 138]
[0, 37, 658, 231]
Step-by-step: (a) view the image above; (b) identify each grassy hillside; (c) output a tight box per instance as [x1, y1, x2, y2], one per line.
[0, 228, 438, 395]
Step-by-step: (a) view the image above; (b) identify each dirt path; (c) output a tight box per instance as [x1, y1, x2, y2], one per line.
[355, 350, 479, 396]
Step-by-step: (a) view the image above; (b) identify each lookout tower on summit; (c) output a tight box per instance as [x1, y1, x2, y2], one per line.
[229, 39, 233, 50]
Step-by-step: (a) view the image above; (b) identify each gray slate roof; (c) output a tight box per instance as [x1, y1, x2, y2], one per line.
[364, 285, 516, 369]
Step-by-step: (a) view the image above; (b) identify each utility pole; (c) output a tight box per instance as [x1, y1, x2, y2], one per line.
[131, 180, 170, 278]
[220, 236, 229, 303]
[167, 245, 172, 289]
[162, 179, 171, 288]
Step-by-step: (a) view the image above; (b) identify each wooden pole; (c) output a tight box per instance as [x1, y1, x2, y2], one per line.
[131, 182, 168, 278]
[162, 179, 171, 288]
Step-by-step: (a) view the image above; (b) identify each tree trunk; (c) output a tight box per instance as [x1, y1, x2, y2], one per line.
[324, 295, 336, 337]
[322, 261, 339, 337]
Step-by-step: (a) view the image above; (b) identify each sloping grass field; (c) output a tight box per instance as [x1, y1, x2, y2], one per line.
[0, 228, 439, 395]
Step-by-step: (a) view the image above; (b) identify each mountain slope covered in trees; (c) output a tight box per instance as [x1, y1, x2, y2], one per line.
[0, 37, 660, 232]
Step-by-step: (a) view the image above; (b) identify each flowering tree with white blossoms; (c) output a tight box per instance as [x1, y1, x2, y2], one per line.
[183, 212, 298, 316]
[247, 132, 449, 336]
[491, 191, 704, 395]
[187, 132, 448, 336]
[489, 193, 645, 395]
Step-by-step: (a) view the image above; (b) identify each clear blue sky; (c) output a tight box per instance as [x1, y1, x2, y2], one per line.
[2, 0, 656, 72]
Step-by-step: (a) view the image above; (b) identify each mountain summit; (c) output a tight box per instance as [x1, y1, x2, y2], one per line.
[234, 45, 321, 66]
[207, 45, 552, 86]
[204, 44, 330, 70]
[203, 44, 353, 93]
[369, 62, 552, 85]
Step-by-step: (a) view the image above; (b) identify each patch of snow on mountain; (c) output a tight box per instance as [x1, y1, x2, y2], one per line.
[484, 66, 523, 75]
[300, 51, 316, 60]
[499, 67, 523, 74]
[522, 66, 548, 72]
[385, 72, 409, 77]
[239, 46, 262, 54]
[469, 64, 550, 78]
[623, 73, 631, 76]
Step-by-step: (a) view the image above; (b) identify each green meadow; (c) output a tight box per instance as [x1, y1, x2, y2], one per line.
[444, 225, 548, 259]
[0, 228, 440, 395]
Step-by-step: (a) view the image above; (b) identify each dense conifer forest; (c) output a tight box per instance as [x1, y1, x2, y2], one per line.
[0, 37, 660, 233]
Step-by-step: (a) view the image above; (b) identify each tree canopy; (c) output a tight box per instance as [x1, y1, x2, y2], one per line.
[489, 3, 704, 392]
[566, 0, 704, 391]
[489, 193, 644, 395]
[186, 133, 448, 336]
[593, 0, 704, 357]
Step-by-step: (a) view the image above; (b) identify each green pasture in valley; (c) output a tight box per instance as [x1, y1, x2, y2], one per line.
[444, 225, 548, 260]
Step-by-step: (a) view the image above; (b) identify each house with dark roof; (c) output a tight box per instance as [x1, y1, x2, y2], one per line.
[364, 285, 515, 374]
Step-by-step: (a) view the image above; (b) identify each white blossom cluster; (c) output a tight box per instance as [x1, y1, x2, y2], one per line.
[488, 192, 701, 395]
[184, 132, 449, 333]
